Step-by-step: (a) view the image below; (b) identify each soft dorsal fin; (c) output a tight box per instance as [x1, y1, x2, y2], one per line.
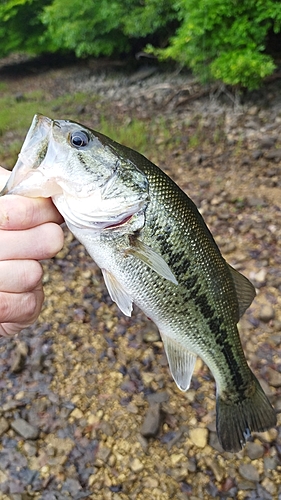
[101, 268, 133, 317]
[127, 238, 178, 285]
[160, 332, 197, 391]
[228, 264, 256, 319]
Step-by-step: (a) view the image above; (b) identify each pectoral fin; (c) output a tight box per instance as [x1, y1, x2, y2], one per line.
[101, 269, 133, 317]
[127, 239, 178, 285]
[228, 264, 256, 319]
[160, 333, 197, 391]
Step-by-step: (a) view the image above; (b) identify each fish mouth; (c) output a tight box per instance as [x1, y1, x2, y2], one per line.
[104, 214, 133, 229]
[0, 115, 56, 197]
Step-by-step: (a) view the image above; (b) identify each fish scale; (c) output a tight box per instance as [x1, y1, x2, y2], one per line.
[1, 114, 276, 452]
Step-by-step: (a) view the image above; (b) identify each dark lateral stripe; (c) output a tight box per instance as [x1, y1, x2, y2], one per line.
[193, 292, 245, 392]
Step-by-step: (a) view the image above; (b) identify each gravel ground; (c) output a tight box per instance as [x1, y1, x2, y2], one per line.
[0, 58, 280, 499]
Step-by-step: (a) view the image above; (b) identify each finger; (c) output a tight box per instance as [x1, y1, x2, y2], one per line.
[0, 285, 44, 326]
[0, 222, 64, 260]
[0, 260, 43, 293]
[0, 195, 64, 229]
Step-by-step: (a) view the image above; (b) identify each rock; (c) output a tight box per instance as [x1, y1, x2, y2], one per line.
[260, 135, 276, 148]
[146, 391, 169, 404]
[239, 463, 260, 482]
[189, 427, 208, 448]
[130, 457, 144, 472]
[250, 268, 267, 287]
[266, 367, 281, 387]
[11, 418, 39, 440]
[70, 408, 84, 419]
[245, 442, 264, 459]
[265, 148, 281, 160]
[0, 417, 9, 436]
[95, 445, 111, 464]
[10, 341, 28, 373]
[259, 305, 275, 322]
[261, 477, 277, 496]
[140, 403, 161, 437]
[204, 456, 224, 481]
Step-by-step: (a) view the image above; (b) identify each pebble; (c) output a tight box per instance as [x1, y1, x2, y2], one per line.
[70, 408, 84, 419]
[258, 304, 275, 322]
[261, 477, 277, 495]
[238, 463, 260, 482]
[11, 418, 39, 440]
[245, 442, 264, 459]
[0, 417, 9, 436]
[266, 367, 281, 387]
[130, 457, 144, 472]
[204, 456, 224, 481]
[260, 135, 276, 148]
[10, 341, 28, 374]
[189, 427, 208, 448]
[140, 403, 161, 437]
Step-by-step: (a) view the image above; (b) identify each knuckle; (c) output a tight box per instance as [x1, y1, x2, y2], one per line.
[21, 261, 43, 291]
[42, 224, 64, 258]
[0, 294, 11, 321]
[23, 292, 38, 319]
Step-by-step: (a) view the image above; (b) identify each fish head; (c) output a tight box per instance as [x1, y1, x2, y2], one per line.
[1, 114, 149, 230]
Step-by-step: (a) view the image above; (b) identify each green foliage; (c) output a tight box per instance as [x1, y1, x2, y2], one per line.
[41, 0, 129, 57]
[0, 0, 280, 89]
[0, 0, 53, 56]
[152, 0, 281, 89]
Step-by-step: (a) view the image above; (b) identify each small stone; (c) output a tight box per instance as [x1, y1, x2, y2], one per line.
[70, 408, 84, 419]
[250, 268, 266, 287]
[237, 479, 257, 490]
[170, 453, 184, 466]
[0, 417, 9, 436]
[204, 457, 224, 482]
[143, 326, 160, 342]
[239, 463, 259, 482]
[11, 418, 39, 440]
[245, 441, 264, 459]
[248, 106, 259, 116]
[189, 427, 208, 448]
[259, 305, 275, 322]
[141, 403, 161, 437]
[130, 457, 144, 473]
[266, 367, 281, 387]
[260, 135, 276, 148]
[95, 445, 111, 464]
[143, 477, 159, 488]
[261, 477, 277, 496]
[10, 341, 28, 373]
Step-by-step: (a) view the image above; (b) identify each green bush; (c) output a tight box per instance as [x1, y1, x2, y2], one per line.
[151, 0, 281, 89]
[0, 0, 280, 89]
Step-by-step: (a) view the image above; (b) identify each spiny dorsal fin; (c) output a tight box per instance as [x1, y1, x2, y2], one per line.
[101, 268, 133, 316]
[127, 239, 178, 285]
[228, 264, 256, 319]
[160, 332, 197, 391]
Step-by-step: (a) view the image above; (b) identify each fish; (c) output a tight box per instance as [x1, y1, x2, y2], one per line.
[1, 114, 276, 452]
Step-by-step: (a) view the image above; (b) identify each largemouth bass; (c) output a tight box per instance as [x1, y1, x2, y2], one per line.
[1, 114, 276, 452]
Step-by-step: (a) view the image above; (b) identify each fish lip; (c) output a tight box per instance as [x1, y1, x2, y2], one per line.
[103, 214, 134, 229]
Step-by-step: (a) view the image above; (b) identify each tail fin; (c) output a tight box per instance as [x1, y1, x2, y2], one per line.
[216, 377, 276, 452]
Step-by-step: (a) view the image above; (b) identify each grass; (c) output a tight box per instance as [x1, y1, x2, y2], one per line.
[0, 87, 182, 169]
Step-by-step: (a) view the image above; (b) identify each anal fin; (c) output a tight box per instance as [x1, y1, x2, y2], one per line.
[101, 269, 133, 317]
[160, 332, 197, 391]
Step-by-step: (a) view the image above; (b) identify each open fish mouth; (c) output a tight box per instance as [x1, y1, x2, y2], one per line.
[1, 114, 149, 231]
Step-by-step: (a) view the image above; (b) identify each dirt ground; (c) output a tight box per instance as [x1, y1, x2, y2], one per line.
[0, 56, 280, 500]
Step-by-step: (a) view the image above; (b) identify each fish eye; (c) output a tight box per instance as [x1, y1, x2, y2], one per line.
[70, 130, 89, 148]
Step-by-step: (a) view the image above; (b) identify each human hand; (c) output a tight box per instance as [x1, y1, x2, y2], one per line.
[0, 167, 64, 336]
